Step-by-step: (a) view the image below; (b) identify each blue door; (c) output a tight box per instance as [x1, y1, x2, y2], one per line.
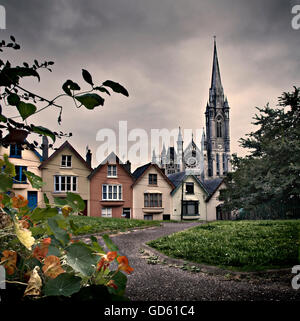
[27, 191, 38, 210]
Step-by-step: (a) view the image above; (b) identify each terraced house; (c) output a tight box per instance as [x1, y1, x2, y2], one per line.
[132, 163, 175, 221]
[0, 142, 44, 209]
[88, 152, 134, 218]
[168, 172, 225, 221]
[39, 141, 92, 216]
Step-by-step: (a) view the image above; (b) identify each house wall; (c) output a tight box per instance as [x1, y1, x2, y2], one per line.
[41, 146, 91, 215]
[206, 182, 226, 221]
[132, 166, 173, 220]
[171, 176, 207, 221]
[0, 146, 43, 207]
[89, 163, 133, 218]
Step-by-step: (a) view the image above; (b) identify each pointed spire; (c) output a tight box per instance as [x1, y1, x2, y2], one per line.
[177, 126, 183, 142]
[211, 36, 223, 91]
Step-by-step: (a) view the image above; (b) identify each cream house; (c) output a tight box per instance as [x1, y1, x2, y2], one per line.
[132, 163, 175, 220]
[39, 141, 92, 216]
[0, 143, 44, 209]
[168, 173, 225, 221]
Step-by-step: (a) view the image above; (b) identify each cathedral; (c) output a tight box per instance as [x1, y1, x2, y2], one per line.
[152, 38, 231, 180]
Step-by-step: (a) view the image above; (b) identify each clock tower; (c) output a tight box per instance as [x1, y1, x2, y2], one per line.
[205, 37, 231, 178]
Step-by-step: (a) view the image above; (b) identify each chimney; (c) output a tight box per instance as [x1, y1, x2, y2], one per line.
[86, 148, 92, 168]
[42, 136, 49, 161]
[124, 160, 131, 173]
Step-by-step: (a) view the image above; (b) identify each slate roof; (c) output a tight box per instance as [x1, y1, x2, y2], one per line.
[168, 172, 224, 201]
[88, 151, 133, 180]
[132, 162, 152, 180]
[132, 163, 175, 189]
[39, 141, 92, 171]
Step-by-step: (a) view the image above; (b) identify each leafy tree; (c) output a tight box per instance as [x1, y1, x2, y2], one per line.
[220, 87, 300, 219]
[0, 36, 129, 149]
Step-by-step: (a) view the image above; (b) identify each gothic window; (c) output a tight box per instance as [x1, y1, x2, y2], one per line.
[222, 153, 226, 175]
[216, 119, 222, 138]
[216, 153, 220, 176]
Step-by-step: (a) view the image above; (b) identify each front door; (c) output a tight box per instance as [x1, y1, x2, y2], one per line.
[27, 191, 38, 210]
[122, 208, 131, 219]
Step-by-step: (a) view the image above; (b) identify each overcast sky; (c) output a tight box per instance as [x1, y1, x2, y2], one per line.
[1, 0, 299, 169]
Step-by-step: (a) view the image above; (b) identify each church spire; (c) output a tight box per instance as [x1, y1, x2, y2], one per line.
[211, 36, 223, 91]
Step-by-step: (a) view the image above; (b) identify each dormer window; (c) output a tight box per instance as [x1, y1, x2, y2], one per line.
[107, 165, 117, 177]
[10, 144, 22, 158]
[61, 155, 72, 168]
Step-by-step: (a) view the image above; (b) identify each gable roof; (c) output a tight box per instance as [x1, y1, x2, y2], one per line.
[132, 163, 175, 189]
[88, 152, 133, 180]
[168, 172, 210, 196]
[38, 141, 93, 171]
[203, 178, 224, 201]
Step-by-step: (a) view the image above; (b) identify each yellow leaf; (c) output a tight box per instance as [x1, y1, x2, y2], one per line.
[24, 266, 42, 297]
[14, 216, 35, 250]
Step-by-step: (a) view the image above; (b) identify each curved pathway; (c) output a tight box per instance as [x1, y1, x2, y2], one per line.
[100, 222, 300, 301]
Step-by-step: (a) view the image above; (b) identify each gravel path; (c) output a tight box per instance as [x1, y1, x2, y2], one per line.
[90, 222, 300, 301]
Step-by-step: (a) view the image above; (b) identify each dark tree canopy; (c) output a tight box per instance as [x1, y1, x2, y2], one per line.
[220, 87, 300, 219]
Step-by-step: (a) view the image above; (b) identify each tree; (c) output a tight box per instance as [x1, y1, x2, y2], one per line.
[220, 87, 300, 219]
[0, 36, 129, 149]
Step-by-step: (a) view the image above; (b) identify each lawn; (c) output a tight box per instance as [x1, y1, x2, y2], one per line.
[147, 220, 300, 271]
[68, 215, 161, 235]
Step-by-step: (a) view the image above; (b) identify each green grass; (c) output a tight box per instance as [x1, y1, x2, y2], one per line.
[147, 220, 300, 271]
[68, 215, 161, 235]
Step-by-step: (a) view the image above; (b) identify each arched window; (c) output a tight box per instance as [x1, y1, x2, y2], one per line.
[216, 120, 222, 138]
[216, 153, 220, 176]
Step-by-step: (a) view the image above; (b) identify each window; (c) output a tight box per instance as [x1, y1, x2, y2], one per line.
[185, 182, 194, 194]
[144, 193, 162, 207]
[216, 153, 220, 176]
[222, 153, 227, 175]
[10, 144, 22, 158]
[144, 214, 153, 221]
[102, 184, 122, 200]
[13, 166, 27, 184]
[148, 174, 157, 185]
[61, 155, 72, 168]
[102, 207, 112, 217]
[107, 165, 117, 177]
[54, 176, 77, 192]
[216, 121, 222, 138]
[182, 201, 199, 216]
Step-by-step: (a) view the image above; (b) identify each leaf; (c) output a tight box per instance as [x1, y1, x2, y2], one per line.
[7, 93, 20, 106]
[82, 69, 94, 86]
[66, 192, 86, 213]
[89, 235, 105, 253]
[0, 173, 13, 192]
[24, 266, 42, 297]
[53, 197, 68, 207]
[66, 243, 98, 276]
[75, 93, 104, 110]
[102, 234, 119, 252]
[107, 271, 127, 296]
[62, 80, 81, 96]
[102, 80, 129, 97]
[16, 101, 37, 120]
[48, 217, 70, 246]
[30, 207, 58, 223]
[94, 86, 111, 96]
[31, 126, 56, 142]
[24, 171, 45, 189]
[43, 193, 50, 208]
[44, 273, 81, 297]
